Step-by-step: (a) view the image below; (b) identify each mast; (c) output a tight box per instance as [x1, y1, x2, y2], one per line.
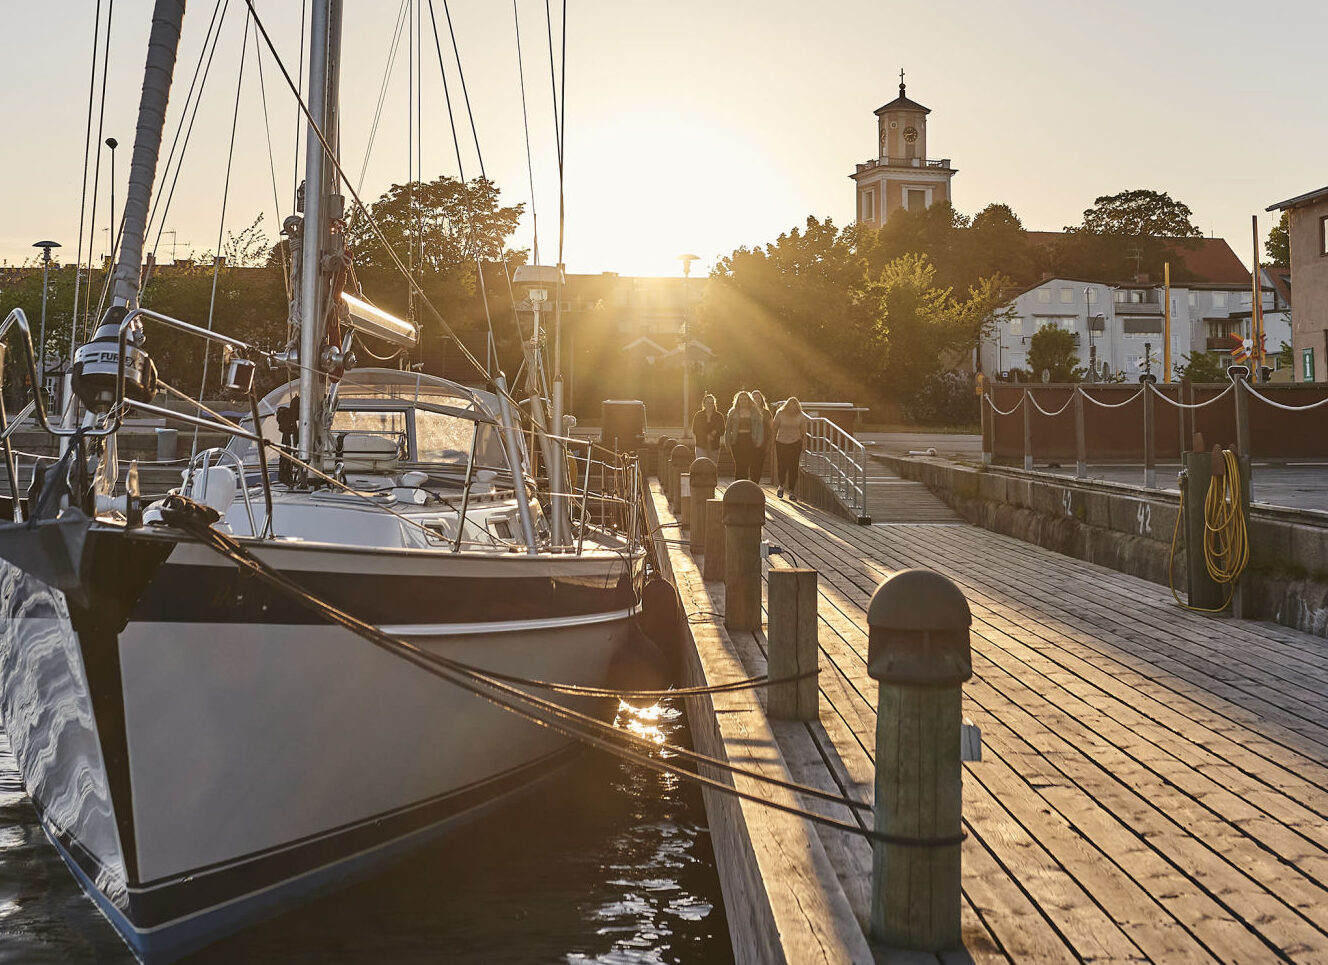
[111, 0, 187, 309]
[297, 0, 343, 464]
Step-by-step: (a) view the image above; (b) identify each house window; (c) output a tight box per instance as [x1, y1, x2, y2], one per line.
[1320, 215, 1328, 256]
[1008, 316, 1023, 335]
[1086, 288, 1097, 304]
[1059, 288, 1074, 303]
[1212, 292, 1228, 309]
[1305, 348, 1316, 382]
[1036, 289, 1052, 303]
[1241, 291, 1252, 306]
[1187, 292, 1197, 307]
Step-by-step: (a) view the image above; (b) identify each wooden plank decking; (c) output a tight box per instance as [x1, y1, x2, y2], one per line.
[658, 474, 1328, 963]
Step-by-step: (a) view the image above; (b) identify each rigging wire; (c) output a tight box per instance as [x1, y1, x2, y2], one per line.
[143, 0, 228, 285]
[252, 23, 293, 301]
[440, 0, 485, 178]
[292, 0, 307, 208]
[512, 0, 539, 266]
[80, 0, 116, 343]
[142, 0, 232, 293]
[244, 0, 494, 388]
[192, 13, 252, 460]
[69, 0, 105, 387]
[354, 0, 409, 200]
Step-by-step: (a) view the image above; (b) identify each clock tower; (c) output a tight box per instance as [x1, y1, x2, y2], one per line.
[850, 72, 956, 227]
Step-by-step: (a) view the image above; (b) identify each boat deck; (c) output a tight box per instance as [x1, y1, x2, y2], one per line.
[654, 476, 1328, 963]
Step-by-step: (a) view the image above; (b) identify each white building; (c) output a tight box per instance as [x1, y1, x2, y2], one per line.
[982, 276, 1288, 382]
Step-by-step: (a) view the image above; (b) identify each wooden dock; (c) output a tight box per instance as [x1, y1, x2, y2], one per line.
[651, 469, 1328, 963]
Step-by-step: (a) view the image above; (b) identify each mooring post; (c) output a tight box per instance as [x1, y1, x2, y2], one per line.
[767, 568, 818, 720]
[723, 480, 765, 631]
[669, 444, 693, 515]
[656, 436, 674, 483]
[979, 389, 992, 466]
[1074, 387, 1087, 479]
[866, 568, 972, 952]
[1022, 389, 1033, 472]
[1233, 375, 1251, 484]
[689, 457, 717, 554]
[1143, 383, 1156, 489]
[679, 473, 691, 530]
[703, 497, 725, 581]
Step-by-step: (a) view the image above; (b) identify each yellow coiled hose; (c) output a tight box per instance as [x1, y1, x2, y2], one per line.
[1169, 448, 1249, 612]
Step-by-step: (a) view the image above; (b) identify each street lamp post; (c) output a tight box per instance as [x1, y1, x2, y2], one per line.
[678, 253, 700, 436]
[33, 240, 61, 394]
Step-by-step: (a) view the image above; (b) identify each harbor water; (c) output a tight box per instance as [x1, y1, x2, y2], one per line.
[0, 702, 733, 964]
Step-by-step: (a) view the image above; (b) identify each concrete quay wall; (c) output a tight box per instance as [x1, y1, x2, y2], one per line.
[877, 455, 1328, 638]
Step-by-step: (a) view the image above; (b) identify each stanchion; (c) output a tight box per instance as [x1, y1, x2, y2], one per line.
[1022, 389, 1033, 472]
[767, 568, 818, 721]
[689, 457, 717, 554]
[723, 480, 764, 631]
[1074, 388, 1086, 479]
[867, 568, 971, 951]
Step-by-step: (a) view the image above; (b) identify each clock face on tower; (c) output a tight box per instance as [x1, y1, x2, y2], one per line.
[903, 127, 918, 144]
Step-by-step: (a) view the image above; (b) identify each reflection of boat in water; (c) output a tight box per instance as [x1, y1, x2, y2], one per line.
[0, 2, 651, 961]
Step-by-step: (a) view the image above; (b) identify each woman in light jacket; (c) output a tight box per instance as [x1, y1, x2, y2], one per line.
[772, 396, 811, 500]
[724, 391, 765, 481]
[750, 389, 775, 484]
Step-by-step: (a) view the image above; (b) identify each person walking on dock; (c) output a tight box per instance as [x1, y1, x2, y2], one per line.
[751, 389, 775, 484]
[773, 396, 811, 500]
[724, 391, 765, 481]
[691, 393, 725, 463]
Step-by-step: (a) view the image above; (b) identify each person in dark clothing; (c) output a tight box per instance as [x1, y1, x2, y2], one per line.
[723, 391, 765, 481]
[691, 393, 726, 464]
[772, 396, 811, 500]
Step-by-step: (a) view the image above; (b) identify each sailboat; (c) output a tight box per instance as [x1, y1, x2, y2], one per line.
[0, 1, 651, 961]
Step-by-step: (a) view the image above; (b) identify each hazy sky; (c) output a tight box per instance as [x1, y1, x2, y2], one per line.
[0, 0, 1324, 280]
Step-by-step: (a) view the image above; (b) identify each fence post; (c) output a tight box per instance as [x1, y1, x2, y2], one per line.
[980, 390, 992, 466]
[767, 568, 819, 721]
[867, 569, 971, 951]
[689, 457, 717, 554]
[723, 480, 765, 631]
[1022, 389, 1033, 472]
[1074, 387, 1086, 479]
[1143, 384, 1156, 489]
[703, 497, 725, 581]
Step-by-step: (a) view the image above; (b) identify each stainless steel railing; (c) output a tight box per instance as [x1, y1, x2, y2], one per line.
[802, 415, 868, 521]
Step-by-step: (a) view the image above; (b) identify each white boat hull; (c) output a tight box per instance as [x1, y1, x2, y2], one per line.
[0, 527, 643, 962]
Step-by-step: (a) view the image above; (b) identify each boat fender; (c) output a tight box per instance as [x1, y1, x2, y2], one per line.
[637, 576, 685, 679]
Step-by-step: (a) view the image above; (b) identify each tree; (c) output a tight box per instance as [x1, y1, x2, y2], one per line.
[1173, 351, 1229, 383]
[1069, 189, 1202, 237]
[1026, 327, 1083, 383]
[347, 175, 524, 273]
[1265, 211, 1290, 267]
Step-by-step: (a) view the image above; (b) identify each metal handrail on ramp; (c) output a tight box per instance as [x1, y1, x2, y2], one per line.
[802, 416, 870, 524]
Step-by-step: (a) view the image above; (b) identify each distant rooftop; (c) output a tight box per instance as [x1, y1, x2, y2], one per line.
[1025, 231, 1251, 286]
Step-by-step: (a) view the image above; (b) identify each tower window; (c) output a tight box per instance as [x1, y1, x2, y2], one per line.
[905, 188, 928, 211]
[861, 190, 876, 222]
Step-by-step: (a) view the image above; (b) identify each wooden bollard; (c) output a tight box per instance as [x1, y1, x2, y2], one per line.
[703, 498, 725, 581]
[767, 568, 818, 720]
[669, 444, 693, 514]
[866, 569, 972, 951]
[723, 480, 765, 631]
[656, 436, 675, 483]
[689, 457, 717, 554]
